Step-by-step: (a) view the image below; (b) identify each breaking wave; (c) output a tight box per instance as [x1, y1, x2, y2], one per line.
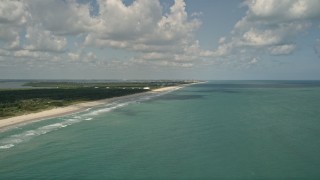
[0, 91, 175, 150]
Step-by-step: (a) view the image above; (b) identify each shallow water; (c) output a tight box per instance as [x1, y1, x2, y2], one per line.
[1, 81, 320, 179]
[0, 81, 30, 89]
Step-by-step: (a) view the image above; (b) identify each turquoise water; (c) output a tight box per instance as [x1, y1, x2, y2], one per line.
[1, 81, 320, 179]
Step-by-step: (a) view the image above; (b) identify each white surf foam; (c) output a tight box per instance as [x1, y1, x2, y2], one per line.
[0, 90, 174, 150]
[0, 144, 14, 149]
[0, 122, 72, 150]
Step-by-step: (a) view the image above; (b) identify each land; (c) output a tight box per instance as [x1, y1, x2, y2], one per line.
[0, 80, 197, 129]
[22, 81, 186, 89]
[0, 88, 147, 118]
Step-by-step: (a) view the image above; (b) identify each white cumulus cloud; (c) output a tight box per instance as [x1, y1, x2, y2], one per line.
[26, 0, 95, 35]
[0, 0, 210, 68]
[25, 26, 67, 52]
[85, 0, 201, 55]
[215, 0, 320, 61]
[246, 0, 320, 22]
[0, 0, 29, 48]
[268, 44, 296, 55]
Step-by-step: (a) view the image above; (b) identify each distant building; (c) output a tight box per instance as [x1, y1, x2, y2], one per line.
[143, 87, 150, 90]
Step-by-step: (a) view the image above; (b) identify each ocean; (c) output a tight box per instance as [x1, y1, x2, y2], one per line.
[1, 81, 320, 179]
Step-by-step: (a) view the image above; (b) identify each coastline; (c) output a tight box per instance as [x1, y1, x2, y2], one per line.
[0, 85, 184, 130]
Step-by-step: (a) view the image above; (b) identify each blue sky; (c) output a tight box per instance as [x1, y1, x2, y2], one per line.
[0, 0, 319, 80]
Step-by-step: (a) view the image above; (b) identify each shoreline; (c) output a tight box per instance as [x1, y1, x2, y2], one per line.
[0, 85, 186, 130]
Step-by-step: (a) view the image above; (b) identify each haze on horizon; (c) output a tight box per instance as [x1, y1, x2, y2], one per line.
[0, 0, 320, 80]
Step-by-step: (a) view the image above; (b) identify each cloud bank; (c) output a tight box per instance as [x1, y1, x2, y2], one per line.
[0, 0, 211, 69]
[214, 0, 320, 62]
[0, 0, 319, 75]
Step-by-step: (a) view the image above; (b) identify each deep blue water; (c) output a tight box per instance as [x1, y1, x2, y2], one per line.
[1, 81, 320, 179]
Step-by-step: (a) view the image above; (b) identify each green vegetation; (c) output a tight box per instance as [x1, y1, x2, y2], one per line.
[0, 81, 194, 119]
[23, 80, 191, 89]
[0, 88, 147, 118]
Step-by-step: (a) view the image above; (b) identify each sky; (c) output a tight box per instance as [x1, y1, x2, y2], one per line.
[0, 0, 320, 80]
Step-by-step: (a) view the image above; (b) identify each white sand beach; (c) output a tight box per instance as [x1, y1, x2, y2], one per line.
[151, 86, 182, 92]
[0, 86, 182, 129]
